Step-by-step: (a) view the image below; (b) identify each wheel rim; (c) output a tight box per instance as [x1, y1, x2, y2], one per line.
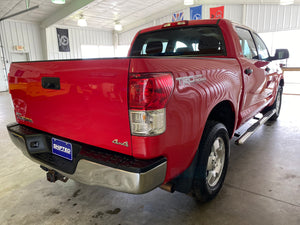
[276, 90, 281, 113]
[206, 137, 225, 187]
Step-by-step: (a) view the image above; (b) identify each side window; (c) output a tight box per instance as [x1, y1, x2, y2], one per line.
[235, 27, 258, 60]
[253, 33, 269, 61]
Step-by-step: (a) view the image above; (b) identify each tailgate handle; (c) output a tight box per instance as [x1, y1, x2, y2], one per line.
[42, 77, 60, 90]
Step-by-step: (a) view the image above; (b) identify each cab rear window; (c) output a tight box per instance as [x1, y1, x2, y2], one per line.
[130, 26, 226, 57]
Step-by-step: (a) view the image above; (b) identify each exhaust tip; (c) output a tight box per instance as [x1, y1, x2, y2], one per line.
[160, 183, 175, 193]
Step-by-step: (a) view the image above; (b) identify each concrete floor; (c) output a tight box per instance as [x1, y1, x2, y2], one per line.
[0, 91, 299, 225]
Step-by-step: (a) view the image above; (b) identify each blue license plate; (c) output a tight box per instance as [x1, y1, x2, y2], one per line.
[52, 138, 73, 161]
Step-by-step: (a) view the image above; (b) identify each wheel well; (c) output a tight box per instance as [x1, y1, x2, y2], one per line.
[207, 101, 235, 137]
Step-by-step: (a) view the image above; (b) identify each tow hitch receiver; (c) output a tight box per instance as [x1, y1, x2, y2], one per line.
[41, 166, 69, 183]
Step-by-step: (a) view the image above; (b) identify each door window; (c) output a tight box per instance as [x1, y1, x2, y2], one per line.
[253, 33, 270, 61]
[235, 27, 258, 60]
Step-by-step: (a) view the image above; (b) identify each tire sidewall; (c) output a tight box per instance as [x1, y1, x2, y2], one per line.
[193, 122, 230, 201]
[269, 86, 283, 120]
[275, 86, 283, 117]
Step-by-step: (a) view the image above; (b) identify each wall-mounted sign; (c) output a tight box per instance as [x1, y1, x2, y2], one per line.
[172, 12, 184, 22]
[56, 28, 70, 52]
[14, 45, 25, 51]
[190, 5, 202, 20]
[210, 6, 224, 19]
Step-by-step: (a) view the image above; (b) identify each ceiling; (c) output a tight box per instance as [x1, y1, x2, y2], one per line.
[0, 0, 299, 32]
[0, 0, 72, 23]
[60, 0, 184, 30]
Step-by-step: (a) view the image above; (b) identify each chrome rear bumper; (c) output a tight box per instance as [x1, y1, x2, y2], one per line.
[7, 123, 167, 194]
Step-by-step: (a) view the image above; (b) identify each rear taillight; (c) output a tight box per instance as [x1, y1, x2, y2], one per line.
[129, 73, 174, 136]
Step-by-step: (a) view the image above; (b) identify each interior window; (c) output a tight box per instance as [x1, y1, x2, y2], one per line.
[140, 41, 168, 55]
[192, 43, 199, 51]
[174, 41, 187, 52]
[253, 33, 270, 61]
[235, 27, 258, 60]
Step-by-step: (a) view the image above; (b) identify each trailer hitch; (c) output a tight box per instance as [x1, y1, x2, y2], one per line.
[40, 166, 68, 183]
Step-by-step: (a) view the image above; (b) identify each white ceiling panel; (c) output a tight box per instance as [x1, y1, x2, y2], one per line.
[0, 0, 72, 22]
[0, 0, 299, 31]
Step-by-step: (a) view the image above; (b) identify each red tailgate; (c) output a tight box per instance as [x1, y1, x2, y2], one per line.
[9, 59, 132, 155]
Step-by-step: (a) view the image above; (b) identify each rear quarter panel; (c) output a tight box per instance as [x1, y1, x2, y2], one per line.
[130, 57, 242, 181]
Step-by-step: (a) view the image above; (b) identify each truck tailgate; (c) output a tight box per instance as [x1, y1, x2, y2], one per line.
[9, 59, 132, 155]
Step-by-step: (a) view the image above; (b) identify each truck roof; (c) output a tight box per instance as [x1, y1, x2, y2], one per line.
[138, 19, 254, 35]
[138, 19, 228, 34]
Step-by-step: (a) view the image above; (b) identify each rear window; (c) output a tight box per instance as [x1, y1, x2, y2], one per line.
[130, 26, 226, 57]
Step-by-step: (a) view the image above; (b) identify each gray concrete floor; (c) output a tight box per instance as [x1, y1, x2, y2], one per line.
[0, 90, 299, 225]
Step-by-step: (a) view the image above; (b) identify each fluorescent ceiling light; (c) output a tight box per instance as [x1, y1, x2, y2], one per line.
[78, 15, 87, 27]
[114, 23, 123, 31]
[184, 0, 194, 5]
[52, 0, 65, 4]
[280, 0, 294, 5]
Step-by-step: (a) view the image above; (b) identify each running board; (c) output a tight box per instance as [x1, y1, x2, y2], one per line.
[235, 109, 276, 145]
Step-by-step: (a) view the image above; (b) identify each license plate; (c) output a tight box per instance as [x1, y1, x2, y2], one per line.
[52, 138, 73, 161]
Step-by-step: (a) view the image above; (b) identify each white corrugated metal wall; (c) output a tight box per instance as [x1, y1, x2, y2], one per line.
[0, 20, 44, 91]
[0, 21, 114, 62]
[0, 3, 299, 91]
[0, 20, 43, 62]
[118, 22, 153, 46]
[1, 4, 300, 61]
[245, 4, 300, 32]
[46, 25, 113, 60]
[119, 4, 300, 45]
[0, 21, 114, 91]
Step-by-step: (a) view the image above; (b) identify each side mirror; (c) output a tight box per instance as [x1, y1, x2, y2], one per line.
[272, 49, 289, 60]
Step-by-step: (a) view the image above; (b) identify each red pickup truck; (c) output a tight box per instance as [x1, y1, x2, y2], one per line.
[7, 19, 289, 202]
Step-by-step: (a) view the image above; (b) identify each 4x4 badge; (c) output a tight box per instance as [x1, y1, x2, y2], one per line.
[112, 139, 128, 147]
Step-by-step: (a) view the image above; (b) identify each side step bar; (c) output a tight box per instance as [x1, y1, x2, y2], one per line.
[235, 109, 276, 145]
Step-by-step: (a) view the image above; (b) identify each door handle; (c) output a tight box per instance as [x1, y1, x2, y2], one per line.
[244, 68, 253, 75]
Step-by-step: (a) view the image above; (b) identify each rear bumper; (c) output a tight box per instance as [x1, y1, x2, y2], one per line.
[7, 123, 167, 194]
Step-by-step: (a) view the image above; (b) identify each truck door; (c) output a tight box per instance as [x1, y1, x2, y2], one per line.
[252, 32, 278, 99]
[235, 27, 273, 124]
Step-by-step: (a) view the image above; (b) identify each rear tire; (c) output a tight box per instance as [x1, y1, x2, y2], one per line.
[192, 121, 229, 203]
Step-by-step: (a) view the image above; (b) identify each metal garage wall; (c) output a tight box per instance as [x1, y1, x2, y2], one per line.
[119, 4, 243, 45]
[119, 4, 300, 45]
[245, 4, 300, 33]
[46, 26, 113, 60]
[118, 22, 153, 46]
[201, 4, 243, 24]
[0, 20, 44, 91]
[0, 20, 43, 62]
